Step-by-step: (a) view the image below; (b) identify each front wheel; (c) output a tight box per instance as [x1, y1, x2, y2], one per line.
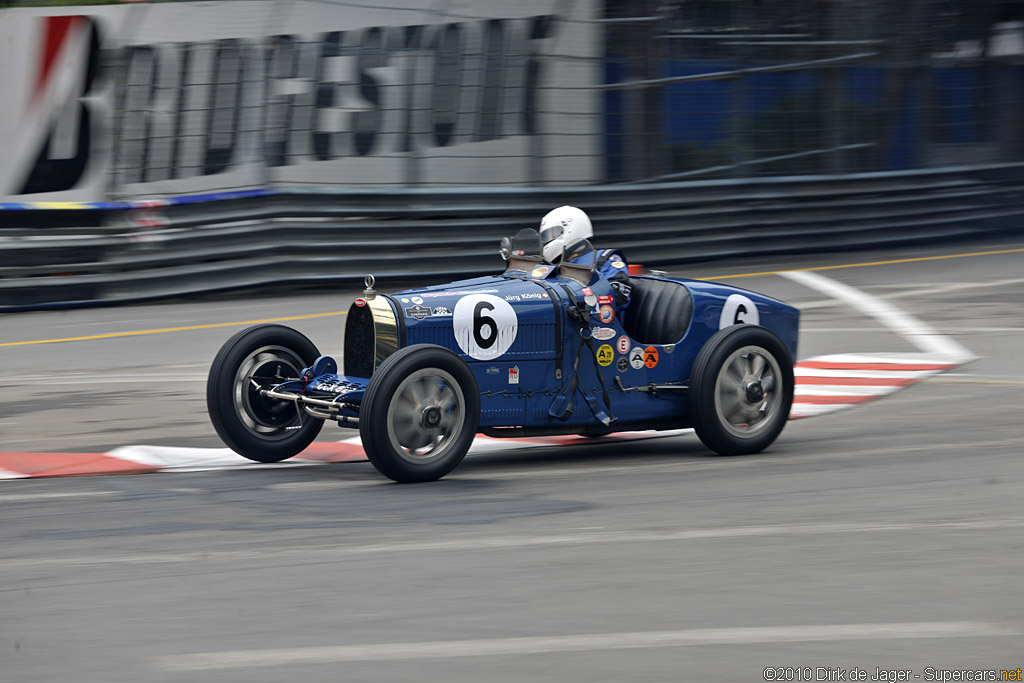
[689, 325, 794, 456]
[207, 324, 324, 462]
[360, 345, 480, 483]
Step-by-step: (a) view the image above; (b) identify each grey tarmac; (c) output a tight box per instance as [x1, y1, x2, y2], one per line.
[2, 236, 1022, 682]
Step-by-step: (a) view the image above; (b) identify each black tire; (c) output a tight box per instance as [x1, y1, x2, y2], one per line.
[207, 324, 324, 463]
[689, 324, 794, 456]
[360, 345, 480, 483]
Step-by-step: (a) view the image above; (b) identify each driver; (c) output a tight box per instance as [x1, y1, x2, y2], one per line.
[539, 205, 632, 315]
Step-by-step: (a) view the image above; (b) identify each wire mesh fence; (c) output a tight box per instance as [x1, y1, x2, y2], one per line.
[604, 0, 1024, 182]
[97, 0, 1024, 194]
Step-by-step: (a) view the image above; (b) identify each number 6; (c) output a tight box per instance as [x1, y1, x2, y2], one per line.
[473, 301, 497, 349]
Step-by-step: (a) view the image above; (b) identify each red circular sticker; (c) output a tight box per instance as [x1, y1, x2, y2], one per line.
[354, 298, 367, 307]
[616, 335, 630, 355]
[598, 305, 615, 323]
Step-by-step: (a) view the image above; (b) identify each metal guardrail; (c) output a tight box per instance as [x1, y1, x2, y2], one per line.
[1, 164, 1023, 311]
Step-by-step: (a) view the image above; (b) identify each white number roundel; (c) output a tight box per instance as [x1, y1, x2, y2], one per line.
[719, 293, 759, 329]
[453, 294, 518, 360]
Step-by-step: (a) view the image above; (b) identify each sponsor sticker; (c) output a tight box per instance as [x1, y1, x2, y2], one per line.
[354, 298, 367, 308]
[616, 357, 629, 373]
[616, 335, 630, 355]
[582, 287, 597, 308]
[598, 305, 615, 323]
[597, 295, 614, 305]
[453, 294, 519, 360]
[486, 366, 500, 375]
[314, 382, 350, 393]
[530, 265, 552, 278]
[719, 293, 759, 329]
[629, 347, 645, 370]
[400, 298, 409, 303]
[644, 346, 659, 369]
[596, 344, 614, 367]
[592, 327, 616, 341]
[508, 366, 520, 384]
[504, 292, 549, 302]
[611, 260, 625, 269]
[411, 296, 423, 305]
[432, 306, 452, 316]
[405, 305, 431, 320]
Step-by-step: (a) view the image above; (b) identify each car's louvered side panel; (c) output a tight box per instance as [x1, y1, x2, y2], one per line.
[510, 323, 557, 359]
[405, 323, 555, 361]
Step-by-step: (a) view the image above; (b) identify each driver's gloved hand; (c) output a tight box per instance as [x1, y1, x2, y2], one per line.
[610, 280, 632, 306]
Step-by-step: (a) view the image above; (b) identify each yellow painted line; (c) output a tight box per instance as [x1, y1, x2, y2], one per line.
[3, 246, 1021, 348]
[699, 247, 1024, 280]
[0, 311, 347, 347]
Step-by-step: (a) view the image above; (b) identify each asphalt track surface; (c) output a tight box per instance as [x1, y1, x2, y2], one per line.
[3, 236, 1023, 682]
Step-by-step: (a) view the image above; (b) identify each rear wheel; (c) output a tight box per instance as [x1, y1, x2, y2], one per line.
[689, 325, 794, 455]
[207, 324, 323, 462]
[360, 345, 480, 482]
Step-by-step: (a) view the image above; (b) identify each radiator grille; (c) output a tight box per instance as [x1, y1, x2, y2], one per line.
[344, 303, 375, 378]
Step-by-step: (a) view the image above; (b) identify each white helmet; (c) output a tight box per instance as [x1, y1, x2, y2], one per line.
[539, 206, 593, 263]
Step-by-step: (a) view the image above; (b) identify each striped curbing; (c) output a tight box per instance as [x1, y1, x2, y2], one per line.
[0, 349, 967, 479]
[790, 352, 962, 419]
[0, 431, 691, 480]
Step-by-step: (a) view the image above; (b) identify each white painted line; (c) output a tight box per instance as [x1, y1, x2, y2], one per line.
[794, 385, 900, 397]
[780, 270, 977, 362]
[789, 403, 848, 418]
[157, 621, 1019, 670]
[796, 352, 957, 366]
[5, 518, 1023, 571]
[795, 367, 935, 379]
[805, 326, 1024, 333]
[873, 275, 1024, 300]
[787, 276, 1024, 312]
[98, 432, 690, 473]
[467, 438, 539, 454]
[925, 376, 1024, 386]
[0, 490, 117, 502]
[8, 377, 207, 386]
[105, 445, 324, 472]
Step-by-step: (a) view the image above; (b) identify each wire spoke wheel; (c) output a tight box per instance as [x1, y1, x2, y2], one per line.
[233, 345, 306, 441]
[207, 324, 323, 463]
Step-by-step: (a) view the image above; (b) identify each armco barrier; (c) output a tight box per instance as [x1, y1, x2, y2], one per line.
[1, 164, 1023, 310]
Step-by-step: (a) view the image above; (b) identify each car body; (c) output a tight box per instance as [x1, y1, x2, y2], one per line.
[207, 237, 800, 482]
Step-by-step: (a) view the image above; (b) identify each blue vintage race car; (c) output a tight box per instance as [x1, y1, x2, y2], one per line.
[207, 230, 799, 482]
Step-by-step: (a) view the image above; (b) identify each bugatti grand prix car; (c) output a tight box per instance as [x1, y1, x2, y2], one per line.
[207, 230, 800, 482]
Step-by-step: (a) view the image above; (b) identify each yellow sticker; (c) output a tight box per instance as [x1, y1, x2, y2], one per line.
[596, 344, 614, 367]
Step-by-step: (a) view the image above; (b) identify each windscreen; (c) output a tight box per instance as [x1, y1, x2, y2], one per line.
[510, 228, 542, 259]
[563, 238, 596, 268]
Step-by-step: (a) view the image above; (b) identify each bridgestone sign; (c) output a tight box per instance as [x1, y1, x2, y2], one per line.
[0, 0, 601, 202]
